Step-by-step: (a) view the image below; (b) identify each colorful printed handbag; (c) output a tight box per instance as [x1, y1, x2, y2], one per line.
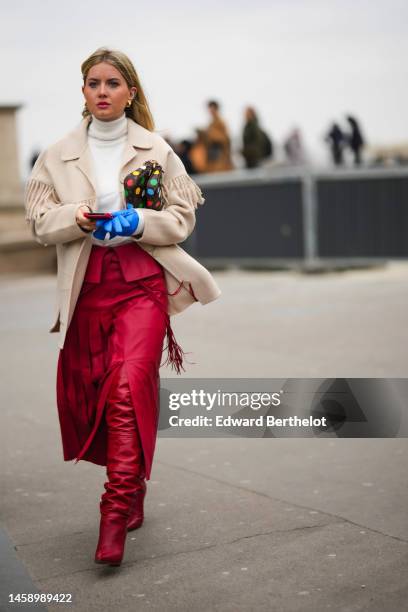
[123, 160, 164, 210]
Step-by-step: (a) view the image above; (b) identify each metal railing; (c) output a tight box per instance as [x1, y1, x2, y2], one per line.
[184, 165, 408, 269]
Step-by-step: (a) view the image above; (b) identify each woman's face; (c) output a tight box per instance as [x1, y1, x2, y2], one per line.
[82, 62, 136, 121]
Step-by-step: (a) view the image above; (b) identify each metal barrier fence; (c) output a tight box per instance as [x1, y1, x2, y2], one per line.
[182, 165, 408, 270]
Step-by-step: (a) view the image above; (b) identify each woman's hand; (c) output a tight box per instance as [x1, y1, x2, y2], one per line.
[76, 205, 97, 232]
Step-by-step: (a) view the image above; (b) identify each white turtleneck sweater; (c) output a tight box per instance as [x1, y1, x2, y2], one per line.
[87, 112, 144, 247]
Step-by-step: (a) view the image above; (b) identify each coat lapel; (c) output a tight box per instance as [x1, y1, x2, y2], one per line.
[76, 145, 98, 194]
[119, 118, 154, 182]
[60, 115, 154, 193]
[119, 142, 140, 183]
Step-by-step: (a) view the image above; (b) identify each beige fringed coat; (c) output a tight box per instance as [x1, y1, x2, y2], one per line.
[24, 115, 221, 349]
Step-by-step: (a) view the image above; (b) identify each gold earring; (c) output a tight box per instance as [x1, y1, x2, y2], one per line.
[126, 99, 132, 107]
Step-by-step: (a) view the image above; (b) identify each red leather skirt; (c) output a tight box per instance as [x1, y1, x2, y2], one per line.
[56, 243, 182, 480]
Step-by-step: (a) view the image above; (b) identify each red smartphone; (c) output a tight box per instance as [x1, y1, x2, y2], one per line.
[83, 212, 113, 220]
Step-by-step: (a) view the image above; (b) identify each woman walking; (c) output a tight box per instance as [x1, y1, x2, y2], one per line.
[24, 47, 221, 566]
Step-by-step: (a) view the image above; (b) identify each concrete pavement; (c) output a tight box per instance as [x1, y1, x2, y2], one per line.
[1, 264, 408, 611]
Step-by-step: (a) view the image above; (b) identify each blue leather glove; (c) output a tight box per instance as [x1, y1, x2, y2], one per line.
[111, 204, 140, 236]
[93, 220, 110, 240]
[93, 204, 140, 240]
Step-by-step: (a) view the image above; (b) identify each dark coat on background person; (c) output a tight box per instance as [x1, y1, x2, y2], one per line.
[346, 115, 365, 165]
[175, 140, 196, 175]
[326, 122, 345, 166]
[242, 118, 265, 168]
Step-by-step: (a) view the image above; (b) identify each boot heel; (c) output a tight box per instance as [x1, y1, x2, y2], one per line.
[94, 512, 128, 566]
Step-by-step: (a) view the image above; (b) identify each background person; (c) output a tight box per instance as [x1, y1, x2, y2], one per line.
[346, 114, 365, 165]
[241, 106, 273, 169]
[325, 121, 346, 166]
[198, 100, 234, 173]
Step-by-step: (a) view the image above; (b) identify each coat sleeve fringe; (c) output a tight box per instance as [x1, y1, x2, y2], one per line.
[24, 178, 96, 222]
[161, 173, 205, 210]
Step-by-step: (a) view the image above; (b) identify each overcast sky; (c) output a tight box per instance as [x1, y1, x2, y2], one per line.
[2, 0, 407, 176]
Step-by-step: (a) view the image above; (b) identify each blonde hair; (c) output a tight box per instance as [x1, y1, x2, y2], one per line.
[81, 47, 155, 131]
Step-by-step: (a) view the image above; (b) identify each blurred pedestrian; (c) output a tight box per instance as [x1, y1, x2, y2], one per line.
[174, 139, 196, 175]
[200, 100, 233, 172]
[241, 106, 273, 168]
[189, 129, 208, 174]
[283, 128, 304, 164]
[325, 122, 345, 165]
[30, 149, 41, 169]
[346, 115, 365, 165]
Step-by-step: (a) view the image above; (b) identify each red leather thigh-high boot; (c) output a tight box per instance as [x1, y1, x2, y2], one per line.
[95, 368, 145, 566]
[127, 468, 146, 531]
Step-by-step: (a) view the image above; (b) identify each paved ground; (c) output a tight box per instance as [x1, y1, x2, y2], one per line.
[1, 264, 408, 611]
